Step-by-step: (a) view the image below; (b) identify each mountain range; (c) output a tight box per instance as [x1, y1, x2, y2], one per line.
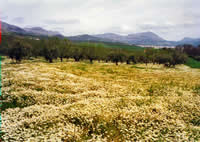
[1, 21, 200, 46]
[93, 32, 173, 46]
[1, 21, 64, 37]
[67, 32, 200, 46]
[24, 27, 61, 37]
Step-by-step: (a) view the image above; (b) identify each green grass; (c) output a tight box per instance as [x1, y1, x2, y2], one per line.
[131, 65, 146, 69]
[185, 58, 200, 69]
[74, 42, 144, 51]
[102, 42, 144, 51]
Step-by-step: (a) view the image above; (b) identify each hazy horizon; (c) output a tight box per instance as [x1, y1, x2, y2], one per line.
[1, 0, 200, 41]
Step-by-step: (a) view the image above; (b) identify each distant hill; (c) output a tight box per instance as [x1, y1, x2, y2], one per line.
[126, 32, 166, 44]
[24, 27, 63, 37]
[94, 33, 124, 42]
[177, 37, 200, 46]
[1, 21, 199, 46]
[1, 21, 64, 38]
[69, 32, 170, 45]
[94, 32, 177, 46]
[1, 21, 27, 34]
[67, 34, 113, 43]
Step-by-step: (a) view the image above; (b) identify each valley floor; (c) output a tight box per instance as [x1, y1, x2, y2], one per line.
[1, 58, 200, 141]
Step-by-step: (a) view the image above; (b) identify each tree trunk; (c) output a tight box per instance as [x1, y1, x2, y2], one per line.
[116, 61, 118, 65]
[75, 58, 80, 62]
[49, 58, 53, 63]
[90, 59, 93, 64]
[60, 57, 63, 62]
[126, 60, 130, 64]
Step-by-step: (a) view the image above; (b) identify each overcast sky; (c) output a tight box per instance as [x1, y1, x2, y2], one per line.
[0, 0, 200, 41]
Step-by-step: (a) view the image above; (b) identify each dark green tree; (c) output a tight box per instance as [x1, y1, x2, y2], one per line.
[108, 49, 126, 65]
[41, 38, 59, 63]
[8, 40, 31, 63]
[128, 55, 136, 64]
[71, 46, 84, 62]
[169, 50, 188, 67]
[83, 46, 98, 63]
[155, 53, 172, 65]
[57, 39, 71, 62]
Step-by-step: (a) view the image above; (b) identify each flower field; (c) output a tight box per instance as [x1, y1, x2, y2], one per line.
[1, 58, 200, 141]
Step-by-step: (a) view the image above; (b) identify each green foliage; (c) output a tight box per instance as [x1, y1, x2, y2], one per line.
[153, 49, 188, 67]
[193, 85, 200, 95]
[1, 34, 191, 67]
[176, 44, 200, 61]
[83, 46, 98, 63]
[127, 55, 136, 64]
[169, 50, 188, 67]
[41, 37, 59, 63]
[8, 40, 32, 62]
[108, 49, 126, 65]
[71, 45, 84, 62]
[57, 38, 71, 62]
[185, 58, 200, 69]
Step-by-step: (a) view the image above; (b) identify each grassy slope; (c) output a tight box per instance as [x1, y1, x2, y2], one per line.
[1, 58, 200, 141]
[185, 57, 200, 69]
[74, 41, 144, 51]
[102, 43, 143, 51]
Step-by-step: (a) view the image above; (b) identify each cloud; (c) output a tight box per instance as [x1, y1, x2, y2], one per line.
[0, 0, 199, 40]
[44, 19, 80, 25]
[139, 22, 173, 30]
[1, 15, 8, 20]
[52, 27, 65, 32]
[12, 17, 25, 24]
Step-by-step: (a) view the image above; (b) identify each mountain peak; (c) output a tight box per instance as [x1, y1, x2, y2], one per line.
[178, 37, 200, 46]
[126, 32, 166, 44]
[181, 37, 200, 41]
[25, 27, 45, 31]
[24, 27, 61, 36]
[93, 33, 124, 42]
[1, 21, 63, 37]
[101, 33, 121, 36]
[128, 31, 161, 37]
[1, 20, 27, 34]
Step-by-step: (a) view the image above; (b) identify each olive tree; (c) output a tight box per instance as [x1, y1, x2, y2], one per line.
[41, 38, 59, 63]
[57, 39, 71, 62]
[8, 40, 31, 63]
[108, 49, 126, 65]
[71, 46, 84, 62]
